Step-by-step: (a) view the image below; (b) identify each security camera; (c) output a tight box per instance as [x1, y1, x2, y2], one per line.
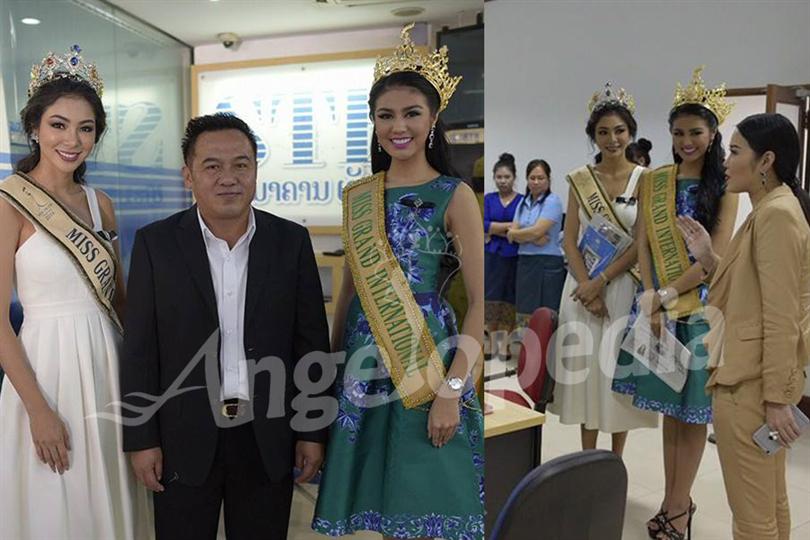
[216, 32, 241, 50]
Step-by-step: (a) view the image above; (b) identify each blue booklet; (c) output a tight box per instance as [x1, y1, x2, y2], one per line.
[578, 214, 632, 278]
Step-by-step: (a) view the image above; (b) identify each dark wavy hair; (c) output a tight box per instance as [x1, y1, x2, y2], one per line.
[525, 158, 552, 203]
[626, 138, 652, 167]
[493, 152, 517, 178]
[15, 78, 106, 184]
[669, 103, 726, 234]
[586, 103, 638, 164]
[368, 71, 457, 177]
[737, 113, 810, 226]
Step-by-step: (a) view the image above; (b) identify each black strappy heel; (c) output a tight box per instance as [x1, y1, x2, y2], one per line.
[647, 508, 667, 538]
[656, 500, 695, 540]
[647, 500, 696, 538]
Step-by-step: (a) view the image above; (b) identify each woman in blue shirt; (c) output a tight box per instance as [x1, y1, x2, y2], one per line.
[484, 153, 522, 357]
[507, 158, 565, 326]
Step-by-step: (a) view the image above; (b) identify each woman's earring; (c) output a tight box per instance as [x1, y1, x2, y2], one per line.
[760, 171, 768, 186]
[30, 133, 39, 144]
[377, 141, 382, 153]
[428, 125, 436, 149]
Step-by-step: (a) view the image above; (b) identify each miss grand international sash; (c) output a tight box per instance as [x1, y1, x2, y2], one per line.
[343, 172, 446, 409]
[566, 165, 641, 283]
[642, 165, 703, 318]
[0, 173, 123, 333]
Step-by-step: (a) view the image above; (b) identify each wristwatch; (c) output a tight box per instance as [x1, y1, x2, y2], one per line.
[656, 287, 677, 310]
[445, 376, 464, 393]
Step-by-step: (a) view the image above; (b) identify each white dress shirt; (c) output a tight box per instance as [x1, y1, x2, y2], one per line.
[197, 208, 256, 400]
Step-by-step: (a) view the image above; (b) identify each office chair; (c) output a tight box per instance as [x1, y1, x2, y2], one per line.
[489, 449, 627, 540]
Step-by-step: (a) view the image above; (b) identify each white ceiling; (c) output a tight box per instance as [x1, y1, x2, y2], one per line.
[106, 0, 483, 46]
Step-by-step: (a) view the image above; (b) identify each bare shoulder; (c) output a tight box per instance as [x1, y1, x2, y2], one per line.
[0, 196, 23, 246]
[94, 188, 119, 227]
[448, 180, 477, 207]
[0, 196, 23, 227]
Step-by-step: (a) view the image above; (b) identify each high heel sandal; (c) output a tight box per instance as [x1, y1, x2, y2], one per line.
[646, 508, 667, 538]
[648, 500, 696, 538]
[656, 500, 696, 540]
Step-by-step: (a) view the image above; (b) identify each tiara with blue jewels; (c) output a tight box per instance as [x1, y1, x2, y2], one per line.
[28, 44, 103, 98]
[588, 82, 635, 115]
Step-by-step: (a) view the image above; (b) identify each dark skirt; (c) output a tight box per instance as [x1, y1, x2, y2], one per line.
[485, 251, 518, 303]
[515, 254, 566, 324]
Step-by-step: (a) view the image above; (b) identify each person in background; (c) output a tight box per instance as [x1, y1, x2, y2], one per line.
[626, 137, 653, 167]
[679, 113, 810, 540]
[484, 152, 522, 359]
[507, 158, 565, 325]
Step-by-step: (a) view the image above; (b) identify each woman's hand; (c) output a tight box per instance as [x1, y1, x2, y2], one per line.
[506, 228, 517, 243]
[677, 216, 715, 271]
[428, 396, 460, 448]
[639, 288, 661, 318]
[582, 295, 609, 319]
[639, 288, 663, 338]
[765, 402, 802, 448]
[28, 406, 71, 474]
[572, 278, 605, 305]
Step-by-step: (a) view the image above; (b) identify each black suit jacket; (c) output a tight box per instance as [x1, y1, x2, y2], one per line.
[121, 206, 332, 485]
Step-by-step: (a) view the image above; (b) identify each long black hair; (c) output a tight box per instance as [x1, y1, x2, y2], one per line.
[525, 158, 552, 204]
[15, 77, 106, 184]
[368, 71, 457, 177]
[669, 103, 725, 234]
[737, 113, 810, 226]
[586, 103, 638, 164]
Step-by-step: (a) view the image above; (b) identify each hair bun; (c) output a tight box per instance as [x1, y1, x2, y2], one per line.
[498, 152, 515, 164]
[637, 138, 652, 152]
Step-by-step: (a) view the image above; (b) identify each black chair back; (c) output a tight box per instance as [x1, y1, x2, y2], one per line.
[490, 449, 627, 540]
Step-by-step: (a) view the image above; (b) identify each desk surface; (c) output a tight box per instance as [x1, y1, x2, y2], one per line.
[484, 392, 545, 438]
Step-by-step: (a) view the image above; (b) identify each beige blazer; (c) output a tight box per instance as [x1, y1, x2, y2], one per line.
[704, 185, 810, 404]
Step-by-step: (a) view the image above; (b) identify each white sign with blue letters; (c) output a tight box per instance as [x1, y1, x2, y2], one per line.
[196, 57, 377, 226]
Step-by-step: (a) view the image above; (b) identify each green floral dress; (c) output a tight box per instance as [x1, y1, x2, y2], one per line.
[613, 177, 713, 424]
[312, 176, 485, 540]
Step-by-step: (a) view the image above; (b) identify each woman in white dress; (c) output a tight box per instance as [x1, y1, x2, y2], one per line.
[548, 85, 657, 455]
[0, 46, 151, 539]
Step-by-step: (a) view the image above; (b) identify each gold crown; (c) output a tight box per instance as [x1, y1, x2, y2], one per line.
[672, 66, 732, 124]
[373, 23, 461, 113]
[588, 82, 635, 115]
[29, 45, 103, 98]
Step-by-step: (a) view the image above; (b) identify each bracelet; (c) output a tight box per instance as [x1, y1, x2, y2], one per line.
[599, 272, 609, 285]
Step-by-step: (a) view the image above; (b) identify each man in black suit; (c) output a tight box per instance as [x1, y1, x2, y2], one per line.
[121, 113, 333, 539]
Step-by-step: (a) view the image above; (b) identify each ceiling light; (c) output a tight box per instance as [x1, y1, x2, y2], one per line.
[391, 7, 424, 17]
[21, 17, 40, 25]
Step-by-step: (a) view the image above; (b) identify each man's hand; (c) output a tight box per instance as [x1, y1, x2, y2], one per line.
[129, 447, 164, 492]
[295, 441, 324, 484]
